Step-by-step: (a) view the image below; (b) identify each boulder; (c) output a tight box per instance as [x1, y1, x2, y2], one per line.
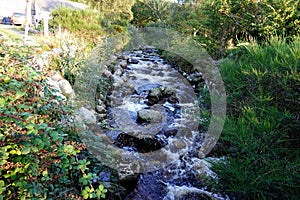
[49, 71, 64, 81]
[147, 87, 163, 105]
[119, 60, 128, 69]
[58, 79, 75, 99]
[137, 109, 162, 123]
[112, 75, 124, 88]
[75, 107, 97, 125]
[46, 77, 61, 92]
[96, 105, 106, 114]
[102, 69, 112, 78]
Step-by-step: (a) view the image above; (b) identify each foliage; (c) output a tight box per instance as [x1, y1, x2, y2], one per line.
[131, 0, 300, 58]
[95, 0, 136, 24]
[196, 0, 300, 58]
[208, 37, 300, 199]
[70, 0, 136, 25]
[49, 7, 105, 44]
[131, 0, 172, 27]
[0, 38, 107, 199]
[47, 34, 90, 85]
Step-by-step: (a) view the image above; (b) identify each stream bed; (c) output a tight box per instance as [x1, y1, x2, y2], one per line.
[92, 48, 227, 200]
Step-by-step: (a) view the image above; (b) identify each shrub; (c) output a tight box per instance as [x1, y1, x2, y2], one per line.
[49, 7, 105, 44]
[0, 39, 107, 199]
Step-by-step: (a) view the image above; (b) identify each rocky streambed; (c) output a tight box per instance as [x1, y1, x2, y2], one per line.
[78, 48, 227, 199]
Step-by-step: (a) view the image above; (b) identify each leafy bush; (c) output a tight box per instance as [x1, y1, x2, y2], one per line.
[49, 7, 105, 44]
[208, 37, 300, 199]
[132, 0, 300, 58]
[0, 40, 107, 199]
[48, 34, 89, 85]
[198, 0, 300, 58]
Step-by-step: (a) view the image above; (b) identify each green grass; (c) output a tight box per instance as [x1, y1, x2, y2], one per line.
[208, 36, 300, 199]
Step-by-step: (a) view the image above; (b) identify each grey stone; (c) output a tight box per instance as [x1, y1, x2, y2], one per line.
[58, 79, 75, 99]
[46, 77, 61, 92]
[102, 69, 112, 78]
[114, 67, 123, 76]
[119, 60, 128, 69]
[96, 105, 106, 113]
[147, 87, 163, 105]
[75, 107, 96, 125]
[137, 109, 162, 123]
[112, 75, 124, 88]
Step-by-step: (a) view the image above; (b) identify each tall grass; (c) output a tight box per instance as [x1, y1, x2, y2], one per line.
[208, 37, 300, 199]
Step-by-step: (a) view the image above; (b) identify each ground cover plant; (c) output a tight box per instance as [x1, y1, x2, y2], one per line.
[0, 36, 108, 199]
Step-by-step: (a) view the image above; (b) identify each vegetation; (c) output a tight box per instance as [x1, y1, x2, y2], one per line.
[49, 7, 105, 44]
[49, 0, 136, 45]
[132, 0, 300, 58]
[207, 37, 300, 199]
[1, 0, 299, 199]
[130, 1, 299, 198]
[0, 33, 111, 199]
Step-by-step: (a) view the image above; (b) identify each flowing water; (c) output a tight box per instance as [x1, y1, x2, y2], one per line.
[99, 49, 227, 199]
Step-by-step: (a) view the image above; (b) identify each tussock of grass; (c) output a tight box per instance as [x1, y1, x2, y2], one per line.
[208, 37, 300, 199]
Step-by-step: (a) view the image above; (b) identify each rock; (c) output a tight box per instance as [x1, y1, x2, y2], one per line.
[163, 87, 176, 97]
[120, 60, 128, 69]
[31, 57, 48, 72]
[128, 58, 139, 64]
[147, 87, 163, 105]
[97, 99, 104, 105]
[58, 79, 75, 99]
[105, 130, 124, 140]
[114, 133, 163, 153]
[144, 48, 156, 54]
[169, 139, 187, 152]
[167, 96, 179, 104]
[102, 69, 112, 78]
[122, 55, 129, 60]
[75, 107, 97, 125]
[136, 83, 161, 95]
[96, 114, 107, 122]
[124, 173, 167, 200]
[98, 171, 111, 182]
[114, 67, 123, 76]
[137, 109, 162, 123]
[96, 105, 106, 113]
[112, 75, 124, 88]
[50, 71, 64, 81]
[46, 77, 61, 92]
[162, 127, 178, 137]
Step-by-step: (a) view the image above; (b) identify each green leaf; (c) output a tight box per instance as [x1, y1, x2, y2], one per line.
[9, 149, 22, 155]
[15, 90, 26, 100]
[21, 146, 31, 155]
[0, 98, 5, 108]
[0, 180, 5, 194]
[50, 132, 59, 142]
[3, 75, 10, 83]
[42, 170, 48, 177]
[26, 124, 34, 130]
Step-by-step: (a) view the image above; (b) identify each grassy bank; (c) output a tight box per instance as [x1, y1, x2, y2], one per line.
[208, 37, 300, 199]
